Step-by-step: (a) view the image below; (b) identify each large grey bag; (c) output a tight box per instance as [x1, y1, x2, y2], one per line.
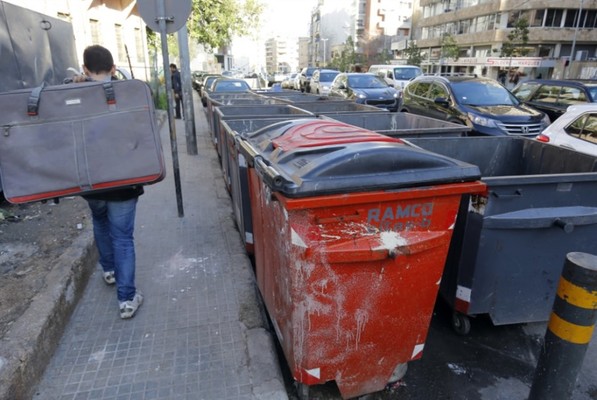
[0, 79, 165, 203]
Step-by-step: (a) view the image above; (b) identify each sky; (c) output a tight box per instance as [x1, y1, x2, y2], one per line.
[231, 0, 317, 71]
[258, 0, 317, 38]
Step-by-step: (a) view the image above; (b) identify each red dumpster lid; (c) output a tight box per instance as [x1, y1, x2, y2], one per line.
[271, 120, 401, 151]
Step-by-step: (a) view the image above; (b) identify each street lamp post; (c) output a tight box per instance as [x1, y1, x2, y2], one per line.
[321, 38, 328, 67]
[567, 0, 584, 78]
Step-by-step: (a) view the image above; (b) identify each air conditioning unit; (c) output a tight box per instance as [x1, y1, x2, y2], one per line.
[576, 50, 588, 61]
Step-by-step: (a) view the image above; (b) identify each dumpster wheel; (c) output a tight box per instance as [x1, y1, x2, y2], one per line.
[451, 312, 471, 335]
[294, 381, 310, 400]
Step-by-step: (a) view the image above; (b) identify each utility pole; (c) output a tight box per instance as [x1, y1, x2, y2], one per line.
[567, 0, 584, 79]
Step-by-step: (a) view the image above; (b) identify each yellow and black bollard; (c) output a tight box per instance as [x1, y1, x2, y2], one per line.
[528, 252, 597, 400]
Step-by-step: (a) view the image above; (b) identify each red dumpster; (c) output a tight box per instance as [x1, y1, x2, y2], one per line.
[241, 120, 486, 399]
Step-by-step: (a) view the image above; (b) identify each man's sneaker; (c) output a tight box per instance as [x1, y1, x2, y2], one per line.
[103, 271, 115, 285]
[119, 292, 143, 319]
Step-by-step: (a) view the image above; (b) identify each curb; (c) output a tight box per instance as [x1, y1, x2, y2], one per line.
[0, 229, 97, 400]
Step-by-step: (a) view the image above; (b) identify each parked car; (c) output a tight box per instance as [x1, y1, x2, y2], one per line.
[309, 69, 340, 95]
[328, 72, 400, 111]
[200, 75, 223, 106]
[293, 73, 302, 90]
[536, 104, 597, 156]
[211, 78, 251, 93]
[512, 79, 597, 123]
[368, 64, 422, 91]
[281, 73, 297, 89]
[299, 66, 318, 93]
[191, 71, 208, 91]
[401, 75, 550, 136]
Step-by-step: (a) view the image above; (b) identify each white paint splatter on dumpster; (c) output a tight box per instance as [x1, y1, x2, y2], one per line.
[374, 231, 407, 250]
[355, 309, 369, 350]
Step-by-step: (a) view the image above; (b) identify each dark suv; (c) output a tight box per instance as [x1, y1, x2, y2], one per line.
[512, 79, 597, 122]
[299, 67, 318, 93]
[401, 75, 549, 136]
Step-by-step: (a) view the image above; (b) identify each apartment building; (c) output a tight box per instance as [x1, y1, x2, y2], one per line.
[265, 37, 299, 74]
[411, 0, 597, 79]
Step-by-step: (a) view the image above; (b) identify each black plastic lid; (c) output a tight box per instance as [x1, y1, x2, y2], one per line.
[245, 120, 481, 197]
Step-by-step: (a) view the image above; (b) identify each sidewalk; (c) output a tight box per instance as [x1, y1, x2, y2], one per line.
[32, 100, 288, 399]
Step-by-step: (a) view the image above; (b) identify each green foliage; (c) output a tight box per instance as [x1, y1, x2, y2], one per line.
[329, 36, 360, 72]
[188, 0, 263, 50]
[403, 41, 423, 66]
[501, 18, 530, 57]
[146, 0, 263, 54]
[441, 33, 459, 60]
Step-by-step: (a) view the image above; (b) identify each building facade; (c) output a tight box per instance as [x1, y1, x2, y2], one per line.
[3, 0, 151, 81]
[410, 0, 597, 80]
[265, 37, 299, 74]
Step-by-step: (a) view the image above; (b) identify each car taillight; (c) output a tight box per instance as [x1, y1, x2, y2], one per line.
[536, 134, 550, 143]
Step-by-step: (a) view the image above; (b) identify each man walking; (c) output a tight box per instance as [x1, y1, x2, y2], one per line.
[79, 45, 144, 319]
[170, 63, 183, 119]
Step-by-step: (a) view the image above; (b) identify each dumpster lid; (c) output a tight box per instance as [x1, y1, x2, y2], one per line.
[271, 120, 401, 151]
[251, 121, 481, 197]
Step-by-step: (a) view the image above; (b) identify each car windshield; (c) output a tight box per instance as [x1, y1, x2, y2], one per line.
[587, 86, 597, 102]
[320, 72, 339, 82]
[348, 75, 388, 88]
[393, 68, 421, 80]
[451, 80, 519, 106]
[214, 81, 249, 92]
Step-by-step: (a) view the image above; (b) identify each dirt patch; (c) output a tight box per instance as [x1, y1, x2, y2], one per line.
[0, 196, 90, 338]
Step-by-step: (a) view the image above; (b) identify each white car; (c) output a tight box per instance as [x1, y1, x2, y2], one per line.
[536, 104, 597, 156]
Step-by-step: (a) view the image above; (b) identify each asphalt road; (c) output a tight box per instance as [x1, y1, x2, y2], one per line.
[281, 298, 597, 400]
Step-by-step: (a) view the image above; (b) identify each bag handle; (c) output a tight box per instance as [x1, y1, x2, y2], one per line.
[27, 81, 117, 116]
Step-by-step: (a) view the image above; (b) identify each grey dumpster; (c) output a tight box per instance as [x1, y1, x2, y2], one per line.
[213, 105, 314, 192]
[221, 117, 319, 253]
[291, 101, 387, 116]
[204, 93, 277, 147]
[323, 112, 470, 138]
[406, 136, 597, 333]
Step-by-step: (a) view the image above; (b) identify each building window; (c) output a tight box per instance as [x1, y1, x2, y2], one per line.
[508, 10, 532, 28]
[89, 19, 101, 45]
[135, 28, 145, 63]
[115, 24, 126, 62]
[545, 9, 564, 27]
[57, 12, 71, 22]
[532, 9, 545, 27]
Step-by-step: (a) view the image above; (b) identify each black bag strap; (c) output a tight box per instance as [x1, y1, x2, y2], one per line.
[27, 82, 46, 116]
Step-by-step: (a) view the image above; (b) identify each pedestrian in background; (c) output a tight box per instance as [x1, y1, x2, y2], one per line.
[79, 45, 144, 319]
[170, 63, 183, 119]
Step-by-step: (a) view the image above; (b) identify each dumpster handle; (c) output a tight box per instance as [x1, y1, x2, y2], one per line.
[490, 189, 522, 198]
[237, 138, 260, 165]
[484, 207, 597, 230]
[317, 230, 449, 264]
[255, 157, 286, 190]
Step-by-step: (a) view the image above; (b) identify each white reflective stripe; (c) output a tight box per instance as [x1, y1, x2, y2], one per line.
[291, 228, 307, 248]
[306, 368, 320, 379]
[245, 232, 253, 244]
[456, 285, 472, 302]
[411, 344, 425, 359]
[238, 154, 247, 167]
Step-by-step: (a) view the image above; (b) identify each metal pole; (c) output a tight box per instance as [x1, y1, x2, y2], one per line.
[528, 252, 597, 400]
[156, 0, 184, 217]
[177, 24, 198, 155]
[567, 0, 583, 79]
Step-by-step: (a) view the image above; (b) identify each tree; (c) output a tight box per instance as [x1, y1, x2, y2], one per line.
[146, 0, 263, 52]
[403, 41, 422, 66]
[329, 36, 359, 72]
[501, 18, 530, 57]
[441, 33, 460, 60]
